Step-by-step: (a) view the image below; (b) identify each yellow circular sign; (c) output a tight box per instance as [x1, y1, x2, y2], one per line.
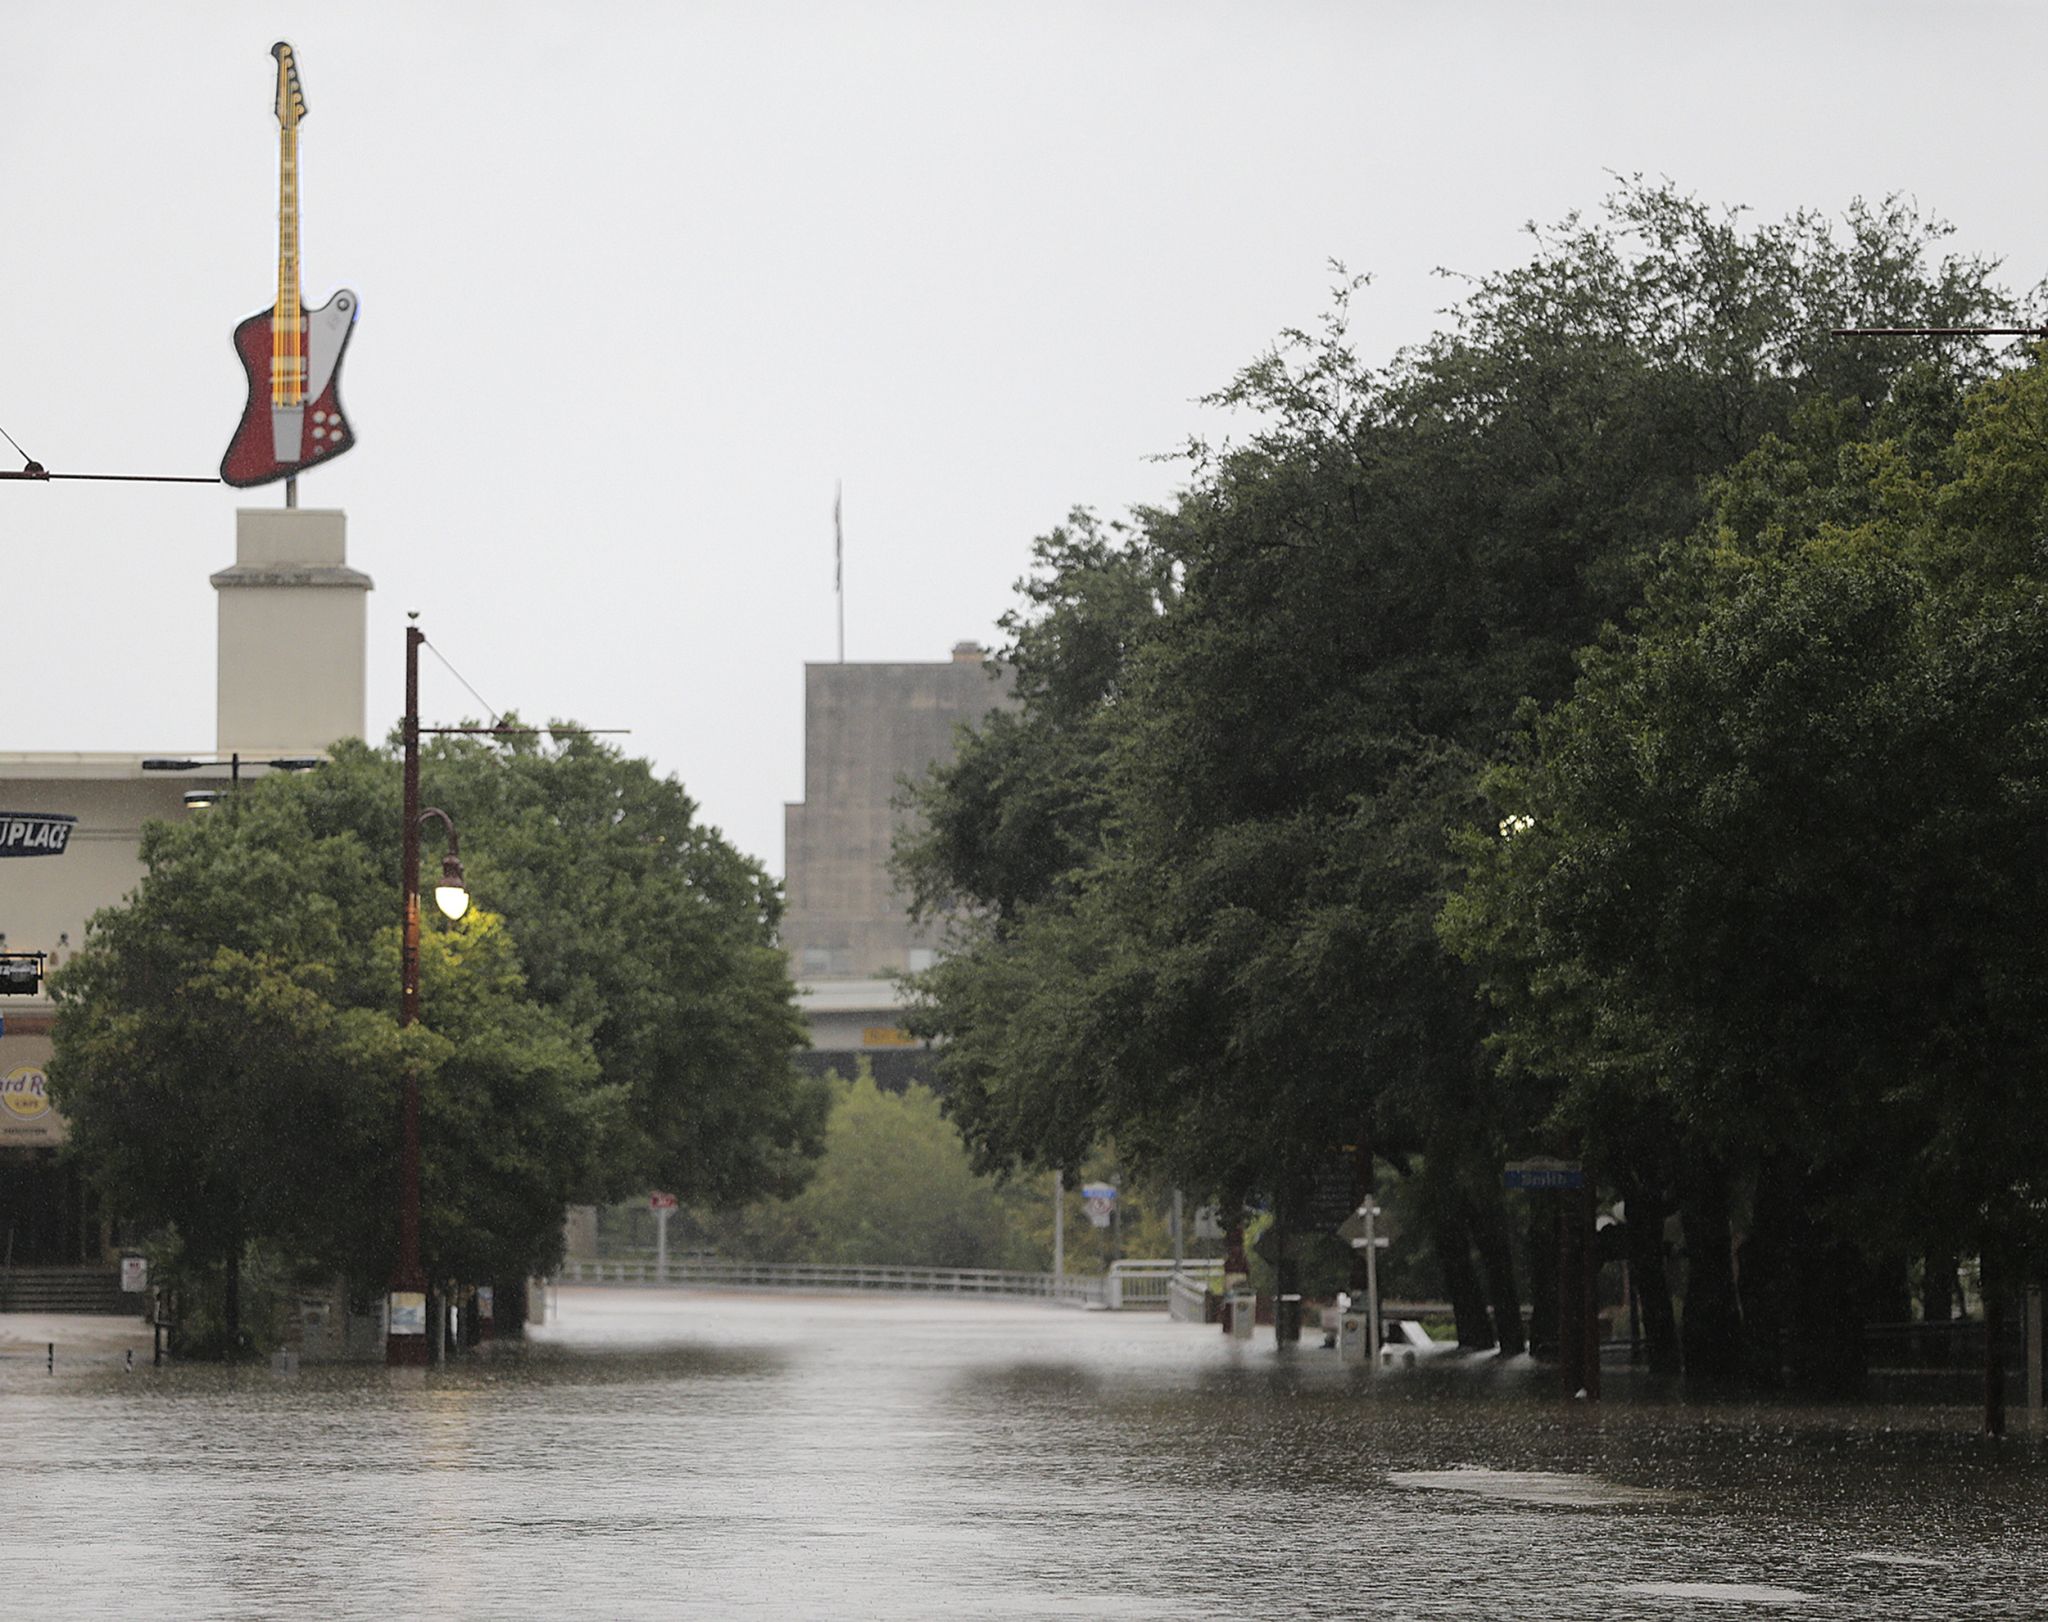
[2, 1065, 50, 1120]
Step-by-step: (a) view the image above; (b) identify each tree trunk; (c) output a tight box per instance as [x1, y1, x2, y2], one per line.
[1983, 1252, 2007, 1438]
[1736, 1163, 1794, 1390]
[223, 1230, 243, 1360]
[1617, 1176, 1680, 1376]
[1468, 1191, 1526, 1355]
[1274, 1224, 1301, 1346]
[1676, 1160, 1742, 1383]
[1746, 1157, 1867, 1399]
[493, 1275, 529, 1339]
[1558, 1190, 1585, 1394]
[1921, 1242, 1958, 1369]
[1786, 1234, 1868, 1398]
[1526, 1195, 1559, 1360]
[1427, 1196, 1494, 1349]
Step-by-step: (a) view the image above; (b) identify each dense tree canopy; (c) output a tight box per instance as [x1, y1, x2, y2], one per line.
[50, 736, 826, 1348]
[899, 181, 2024, 1368]
[1444, 356, 2048, 1387]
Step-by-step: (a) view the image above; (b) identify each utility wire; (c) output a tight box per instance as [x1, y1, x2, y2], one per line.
[0, 420, 220, 482]
[422, 637, 502, 727]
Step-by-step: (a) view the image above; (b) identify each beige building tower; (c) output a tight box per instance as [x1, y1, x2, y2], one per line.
[212, 507, 371, 755]
[781, 641, 1010, 1086]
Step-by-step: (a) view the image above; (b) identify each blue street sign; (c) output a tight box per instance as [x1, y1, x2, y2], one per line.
[1503, 1160, 1584, 1191]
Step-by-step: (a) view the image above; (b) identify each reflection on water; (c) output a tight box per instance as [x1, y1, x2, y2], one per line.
[2, 1286, 2044, 1619]
[1387, 1468, 1681, 1507]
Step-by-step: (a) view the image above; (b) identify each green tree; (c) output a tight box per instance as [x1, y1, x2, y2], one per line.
[50, 734, 825, 1352]
[48, 781, 596, 1351]
[686, 1066, 1027, 1269]
[1443, 357, 2048, 1392]
[402, 730, 828, 1206]
[900, 182, 2013, 1354]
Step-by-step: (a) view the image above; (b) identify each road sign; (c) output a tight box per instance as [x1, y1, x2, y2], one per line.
[649, 1191, 678, 1211]
[1503, 1159, 1584, 1191]
[1336, 1206, 1395, 1247]
[1080, 1183, 1118, 1228]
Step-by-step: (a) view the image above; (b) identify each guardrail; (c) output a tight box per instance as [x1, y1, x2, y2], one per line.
[558, 1257, 1107, 1306]
[1107, 1259, 1225, 1311]
[1166, 1270, 1214, 1322]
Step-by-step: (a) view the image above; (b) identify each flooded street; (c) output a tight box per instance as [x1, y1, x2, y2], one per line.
[4, 1286, 2045, 1618]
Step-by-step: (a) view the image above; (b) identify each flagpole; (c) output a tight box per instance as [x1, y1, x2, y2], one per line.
[834, 480, 845, 664]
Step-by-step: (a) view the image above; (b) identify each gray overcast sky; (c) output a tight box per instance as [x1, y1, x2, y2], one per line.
[7, 2, 2046, 875]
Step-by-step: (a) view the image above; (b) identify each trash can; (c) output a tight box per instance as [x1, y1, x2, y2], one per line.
[1228, 1289, 1257, 1340]
[1338, 1307, 1372, 1364]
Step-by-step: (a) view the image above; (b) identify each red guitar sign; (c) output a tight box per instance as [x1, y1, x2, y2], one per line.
[220, 43, 358, 488]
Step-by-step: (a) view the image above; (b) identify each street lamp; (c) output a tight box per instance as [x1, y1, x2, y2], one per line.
[389, 624, 459, 1366]
[142, 753, 325, 789]
[384, 617, 622, 1366]
[143, 756, 325, 811]
[431, 829, 470, 920]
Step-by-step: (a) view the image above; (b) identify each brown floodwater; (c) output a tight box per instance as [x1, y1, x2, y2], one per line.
[2, 1285, 2044, 1617]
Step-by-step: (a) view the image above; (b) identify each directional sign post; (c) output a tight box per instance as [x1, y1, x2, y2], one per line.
[1346, 1203, 1387, 1369]
[1503, 1159, 1596, 1400]
[650, 1191, 678, 1276]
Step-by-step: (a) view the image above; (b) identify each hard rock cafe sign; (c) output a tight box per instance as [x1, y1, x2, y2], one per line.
[2, 1065, 51, 1121]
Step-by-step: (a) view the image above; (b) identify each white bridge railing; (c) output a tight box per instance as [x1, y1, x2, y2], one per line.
[558, 1256, 1106, 1306]
[1106, 1259, 1225, 1312]
[557, 1256, 1228, 1310]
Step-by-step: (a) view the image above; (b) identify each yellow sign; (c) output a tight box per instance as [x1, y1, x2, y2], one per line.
[861, 1027, 916, 1048]
[2, 1065, 51, 1120]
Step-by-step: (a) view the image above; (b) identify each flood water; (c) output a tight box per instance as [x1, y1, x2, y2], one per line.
[4, 1285, 2045, 1618]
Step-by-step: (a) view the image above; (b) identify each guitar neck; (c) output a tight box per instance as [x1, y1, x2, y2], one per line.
[273, 117, 304, 406]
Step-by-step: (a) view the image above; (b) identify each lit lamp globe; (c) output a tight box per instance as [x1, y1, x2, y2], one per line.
[434, 851, 470, 920]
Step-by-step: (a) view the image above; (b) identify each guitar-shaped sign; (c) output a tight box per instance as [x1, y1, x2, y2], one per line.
[220, 42, 358, 488]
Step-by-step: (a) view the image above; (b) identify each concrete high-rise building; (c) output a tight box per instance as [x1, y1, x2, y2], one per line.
[782, 642, 1010, 1084]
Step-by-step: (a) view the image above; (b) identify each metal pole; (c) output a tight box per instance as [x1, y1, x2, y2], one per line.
[1171, 1189, 1184, 1272]
[2027, 1283, 2043, 1435]
[1052, 1170, 1064, 1281]
[387, 624, 429, 1367]
[1558, 1191, 1581, 1396]
[1582, 1180, 1601, 1401]
[656, 1205, 670, 1281]
[1364, 1201, 1382, 1371]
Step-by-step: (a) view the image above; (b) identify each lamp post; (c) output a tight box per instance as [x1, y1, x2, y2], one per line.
[380, 619, 620, 1364]
[388, 622, 470, 1367]
[142, 753, 326, 808]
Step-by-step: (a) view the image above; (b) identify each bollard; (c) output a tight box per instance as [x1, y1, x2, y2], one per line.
[47, 1342, 53, 1374]
[125, 1349, 134, 1373]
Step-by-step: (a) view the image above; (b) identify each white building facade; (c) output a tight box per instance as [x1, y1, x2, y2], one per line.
[0, 507, 369, 1268]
